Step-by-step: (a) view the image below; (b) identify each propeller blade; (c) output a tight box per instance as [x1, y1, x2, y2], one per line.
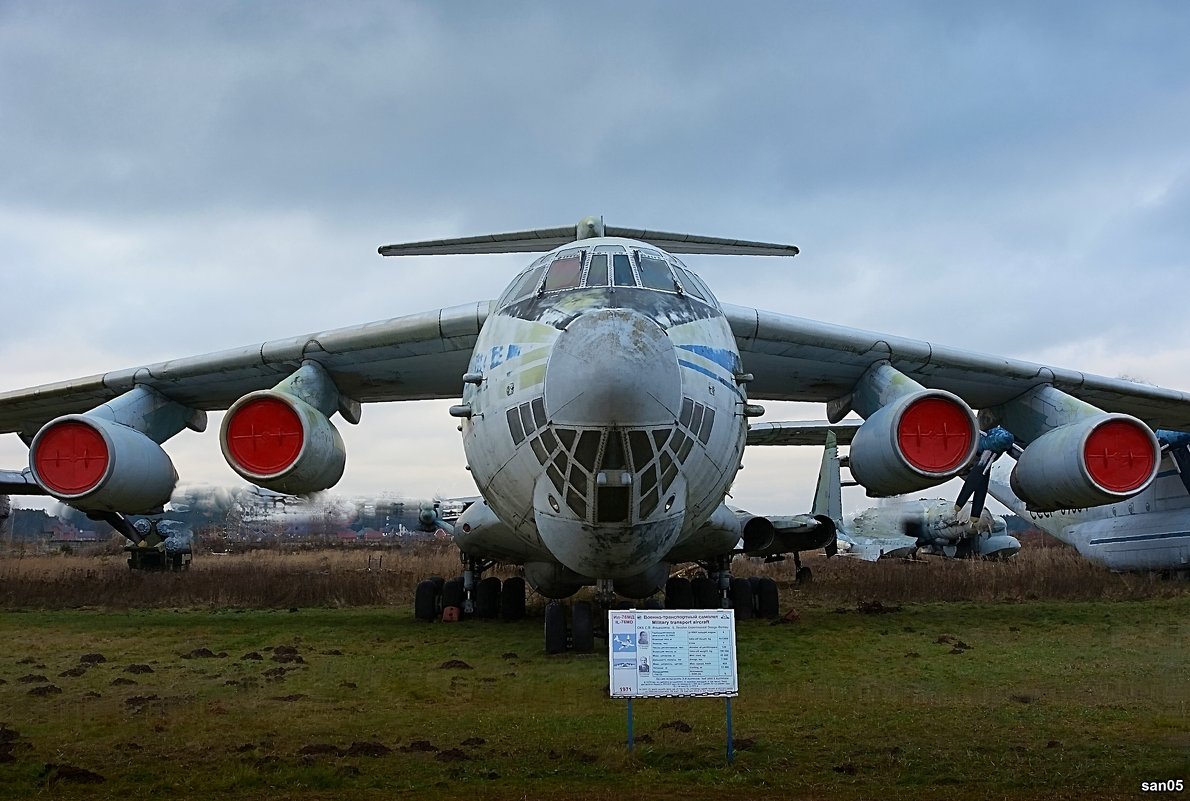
[969, 475, 990, 519]
[1170, 446, 1190, 496]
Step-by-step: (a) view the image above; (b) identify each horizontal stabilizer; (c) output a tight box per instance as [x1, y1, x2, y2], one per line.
[0, 468, 45, 496]
[747, 419, 863, 447]
[380, 218, 800, 257]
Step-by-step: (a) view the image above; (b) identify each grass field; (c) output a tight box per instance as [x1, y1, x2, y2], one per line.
[0, 555, 1186, 800]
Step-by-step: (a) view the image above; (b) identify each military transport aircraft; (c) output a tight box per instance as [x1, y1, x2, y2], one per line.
[2, 217, 1189, 650]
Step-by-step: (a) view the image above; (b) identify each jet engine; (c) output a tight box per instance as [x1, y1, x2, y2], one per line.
[848, 391, 978, 496]
[1010, 414, 1158, 511]
[739, 512, 837, 556]
[219, 391, 345, 495]
[29, 415, 177, 513]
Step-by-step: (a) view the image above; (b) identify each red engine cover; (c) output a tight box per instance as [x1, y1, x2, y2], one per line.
[31, 420, 110, 495]
[896, 395, 976, 474]
[223, 396, 304, 478]
[1083, 418, 1156, 494]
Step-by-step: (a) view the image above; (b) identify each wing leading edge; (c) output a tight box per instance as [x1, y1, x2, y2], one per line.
[727, 304, 1190, 430]
[0, 301, 493, 438]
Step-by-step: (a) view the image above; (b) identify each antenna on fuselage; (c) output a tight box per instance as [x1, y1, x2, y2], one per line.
[378, 217, 799, 257]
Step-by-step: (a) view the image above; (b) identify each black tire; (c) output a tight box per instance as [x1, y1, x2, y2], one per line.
[571, 601, 595, 653]
[795, 566, 813, 585]
[475, 576, 501, 619]
[544, 601, 567, 654]
[500, 576, 526, 621]
[756, 577, 780, 619]
[665, 577, 694, 609]
[691, 576, 719, 609]
[442, 576, 465, 611]
[428, 575, 446, 591]
[414, 580, 439, 622]
[730, 577, 754, 619]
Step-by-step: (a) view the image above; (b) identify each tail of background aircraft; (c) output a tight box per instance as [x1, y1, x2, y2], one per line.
[811, 432, 843, 523]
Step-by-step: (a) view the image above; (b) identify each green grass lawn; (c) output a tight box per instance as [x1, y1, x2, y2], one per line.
[0, 599, 1185, 800]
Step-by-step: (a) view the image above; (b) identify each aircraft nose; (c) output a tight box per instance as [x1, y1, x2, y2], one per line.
[544, 308, 682, 426]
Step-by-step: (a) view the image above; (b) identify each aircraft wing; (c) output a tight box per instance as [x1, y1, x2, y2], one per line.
[0, 301, 493, 439]
[725, 304, 1190, 429]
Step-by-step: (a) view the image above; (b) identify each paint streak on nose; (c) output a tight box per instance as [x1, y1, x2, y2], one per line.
[544, 309, 682, 426]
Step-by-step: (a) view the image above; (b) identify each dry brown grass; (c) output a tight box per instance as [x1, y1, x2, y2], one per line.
[736, 546, 1187, 604]
[0, 543, 1183, 610]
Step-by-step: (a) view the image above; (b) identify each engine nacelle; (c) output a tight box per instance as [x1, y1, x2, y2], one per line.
[849, 390, 978, 496]
[29, 415, 177, 513]
[739, 511, 837, 556]
[219, 391, 345, 495]
[1010, 414, 1159, 511]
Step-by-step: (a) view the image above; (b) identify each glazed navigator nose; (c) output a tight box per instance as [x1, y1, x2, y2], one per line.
[543, 308, 682, 426]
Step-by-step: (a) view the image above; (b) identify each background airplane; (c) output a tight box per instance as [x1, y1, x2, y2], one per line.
[751, 419, 1190, 572]
[2, 218, 1190, 652]
[747, 424, 1020, 561]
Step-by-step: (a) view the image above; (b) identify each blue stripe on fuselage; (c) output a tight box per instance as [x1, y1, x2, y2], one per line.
[676, 345, 740, 375]
[678, 359, 742, 398]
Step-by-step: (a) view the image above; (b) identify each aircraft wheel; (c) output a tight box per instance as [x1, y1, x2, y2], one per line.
[643, 598, 663, 610]
[544, 601, 567, 654]
[475, 576, 501, 619]
[414, 580, 440, 622]
[691, 576, 718, 609]
[756, 577, 780, 618]
[795, 566, 813, 585]
[500, 576, 526, 620]
[442, 576, 466, 613]
[730, 578, 754, 619]
[571, 601, 595, 653]
[664, 577, 693, 609]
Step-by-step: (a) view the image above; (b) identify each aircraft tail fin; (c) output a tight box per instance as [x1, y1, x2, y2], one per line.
[811, 432, 843, 523]
[379, 216, 799, 257]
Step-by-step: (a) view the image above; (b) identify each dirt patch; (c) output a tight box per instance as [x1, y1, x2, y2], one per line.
[659, 720, 692, 733]
[40, 763, 104, 785]
[732, 737, 757, 750]
[501, 652, 518, 659]
[58, 667, 88, 678]
[343, 741, 391, 757]
[320, 649, 343, 656]
[16, 657, 42, 666]
[269, 694, 307, 702]
[1011, 694, 1037, 704]
[79, 653, 107, 664]
[399, 740, 438, 753]
[439, 659, 472, 670]
[83, 691, 102, 699]
[240, 652, 263, 661]
[833, 762, 857, 775]
[460, 737, 486, 747]
[857, 600, 901, 614]
[297, 743, 341, 756]
[29, 685, 61, 696]
[271, 652, 305, 664]
[124, 664, 154, 674]
[435, 748, 469, 762]
[124, 695, 160, 708]
[17, 674, 48, 683]
[111, 678, 137, 686]
[340, 681, 358, 689]
[182, 648, 222, 659]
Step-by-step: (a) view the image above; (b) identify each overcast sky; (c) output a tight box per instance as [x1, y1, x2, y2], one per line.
[2, 1, 1189, 517]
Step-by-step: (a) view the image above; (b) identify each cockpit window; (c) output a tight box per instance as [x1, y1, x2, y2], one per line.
[542, 251, 585, 292]
[612, 254, 636, 287]
[499, 260, 548, 307]
[584, 253, 609, 287]
[636, 252, 678, 292]
[673, 267, 706, 301]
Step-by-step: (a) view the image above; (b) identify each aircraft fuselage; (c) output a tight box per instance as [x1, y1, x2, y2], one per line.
[452, 238, 747, 591]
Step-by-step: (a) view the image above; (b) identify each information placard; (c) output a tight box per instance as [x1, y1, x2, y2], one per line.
[608, 609, 738, 698]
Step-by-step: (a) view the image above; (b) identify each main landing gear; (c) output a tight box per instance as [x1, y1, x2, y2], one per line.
[413, 556, 527, 623]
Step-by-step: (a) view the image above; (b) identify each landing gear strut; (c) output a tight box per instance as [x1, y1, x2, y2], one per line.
[793, 551, 812, 584]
